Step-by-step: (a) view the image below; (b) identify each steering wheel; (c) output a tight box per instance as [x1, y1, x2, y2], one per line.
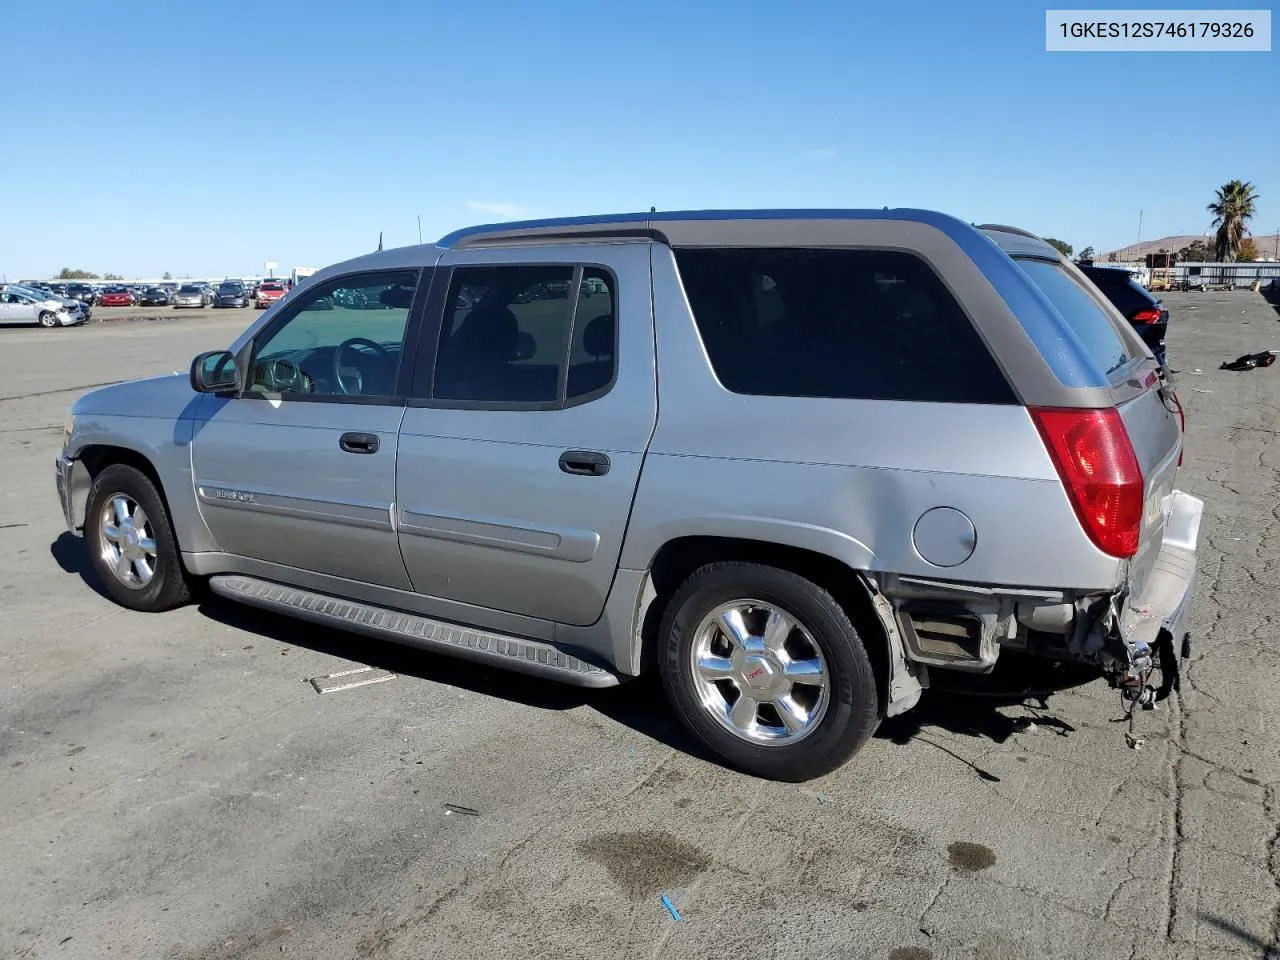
[333, 337, 395, 395]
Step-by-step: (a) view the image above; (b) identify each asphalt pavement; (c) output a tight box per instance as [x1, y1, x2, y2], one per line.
[1, 294, 1277, 960]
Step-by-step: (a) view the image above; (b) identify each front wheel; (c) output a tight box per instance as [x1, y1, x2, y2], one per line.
[659, 562, 879, 782]
[85, 464, 192, 612]
[38, 311, 58, 328]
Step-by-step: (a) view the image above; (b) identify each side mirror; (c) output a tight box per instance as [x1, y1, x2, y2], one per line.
[190, 350, 240, 394]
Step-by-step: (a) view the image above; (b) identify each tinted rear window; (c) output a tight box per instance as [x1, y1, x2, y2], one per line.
[674, 248, 1015, 404]
[1016, 259, 1133, 376]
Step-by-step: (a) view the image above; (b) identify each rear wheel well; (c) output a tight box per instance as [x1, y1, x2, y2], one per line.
[643, 536, 890, 715]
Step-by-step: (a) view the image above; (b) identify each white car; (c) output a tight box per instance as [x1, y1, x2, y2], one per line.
[0, 286, 82, 328]
[7, 284, 91, 324]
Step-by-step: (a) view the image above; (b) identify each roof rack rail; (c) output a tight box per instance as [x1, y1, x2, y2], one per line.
[975, 223, 1043, 240]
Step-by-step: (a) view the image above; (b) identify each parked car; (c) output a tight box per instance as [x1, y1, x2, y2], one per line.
[254, 281, 286, 308]
[97, 287, 135, 307]
[173, 284, 211, 309]
[53, 210, 1199, 782]
[138, 287, 173, 306]
[5, 283, 92, 324]
[64, 284, 98, 305]
[1078, 264, 1170, 366]
[0, 285, 81, 327]
[214, 282, 249, 308]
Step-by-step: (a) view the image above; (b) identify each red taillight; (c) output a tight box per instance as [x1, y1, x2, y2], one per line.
[1030, 407, 1144, 558]
[1131, 308, 1162, 323]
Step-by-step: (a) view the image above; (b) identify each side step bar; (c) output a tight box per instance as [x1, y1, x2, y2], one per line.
[208, 574, 621, 689]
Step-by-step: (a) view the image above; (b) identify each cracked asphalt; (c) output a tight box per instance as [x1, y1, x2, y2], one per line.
[1, 294, 1277, 960]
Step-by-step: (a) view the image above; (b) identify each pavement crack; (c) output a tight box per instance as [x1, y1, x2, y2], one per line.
[1266, 784, 1280, 954]
[0, 380, 121, 403]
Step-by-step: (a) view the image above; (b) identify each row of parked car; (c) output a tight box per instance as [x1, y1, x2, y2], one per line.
[0, 278, 294, 329]
[23, 279, 290, 310]
[166, 280, 289, 310]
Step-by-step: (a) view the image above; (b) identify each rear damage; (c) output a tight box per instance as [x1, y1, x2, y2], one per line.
[869, 483, 1201, 716]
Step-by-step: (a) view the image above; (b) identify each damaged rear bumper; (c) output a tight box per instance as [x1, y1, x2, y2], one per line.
[1114, 490, 1202, 655]
[872, 490, 1204, 708]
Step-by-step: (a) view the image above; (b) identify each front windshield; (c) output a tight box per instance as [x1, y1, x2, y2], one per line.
[179, 285, 201, 293]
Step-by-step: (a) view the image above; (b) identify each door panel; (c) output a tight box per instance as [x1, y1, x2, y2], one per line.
[0, 297, 36, 324]
[397, 428, 647, 623]
[396, 244, 656, 626]
[190, 268, 426, 588]
[192, 399, 411, 587]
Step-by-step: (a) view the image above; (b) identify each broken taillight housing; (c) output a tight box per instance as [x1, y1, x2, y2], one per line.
[1030, 407, 1144, 559]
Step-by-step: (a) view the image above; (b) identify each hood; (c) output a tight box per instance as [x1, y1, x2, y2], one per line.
[72, 372, 197, 420]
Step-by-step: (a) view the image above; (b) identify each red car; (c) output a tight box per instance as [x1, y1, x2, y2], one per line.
[255, 282, 286, 309]
[97, 287, 135, 307]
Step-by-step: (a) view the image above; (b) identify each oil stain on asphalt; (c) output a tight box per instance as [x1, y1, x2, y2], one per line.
[578, 830, 710, 900]
[947, 840, 997, 872]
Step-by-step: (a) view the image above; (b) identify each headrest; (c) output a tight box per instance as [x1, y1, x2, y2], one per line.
[456, 307, 518, 360]
[583, 313, 614, 359]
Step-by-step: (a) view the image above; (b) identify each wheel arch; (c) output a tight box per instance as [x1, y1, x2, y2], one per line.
[637, 535, 900, 718]
[75, 445, 174, 539]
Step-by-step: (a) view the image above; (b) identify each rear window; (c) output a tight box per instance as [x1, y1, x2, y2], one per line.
[1016, 259, 1133, 376]
[674, 247, 1015, 404]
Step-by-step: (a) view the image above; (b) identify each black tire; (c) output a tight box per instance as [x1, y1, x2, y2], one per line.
[659, 562, 879, 782]
[38, 311, 58, 328]
[85, 464, 192, 612]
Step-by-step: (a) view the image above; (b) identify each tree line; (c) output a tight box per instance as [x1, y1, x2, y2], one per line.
[55, 268, 174, 281]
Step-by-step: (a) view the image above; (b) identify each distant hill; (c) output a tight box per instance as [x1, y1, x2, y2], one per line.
[1103, 233, 1280, 261]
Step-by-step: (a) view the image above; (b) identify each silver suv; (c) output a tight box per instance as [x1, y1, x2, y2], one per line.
[54, 210, 1202, 781]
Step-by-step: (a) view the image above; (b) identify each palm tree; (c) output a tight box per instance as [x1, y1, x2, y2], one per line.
[1207, 180, 1259, 261]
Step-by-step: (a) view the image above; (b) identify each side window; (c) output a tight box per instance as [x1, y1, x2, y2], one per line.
[247, 270, 419, 399]
[674, 248, 1016, 404]
[432, 265, 616, 405]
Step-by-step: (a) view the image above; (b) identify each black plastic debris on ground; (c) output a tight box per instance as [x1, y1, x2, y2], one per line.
[1220, 351, 1277, 371]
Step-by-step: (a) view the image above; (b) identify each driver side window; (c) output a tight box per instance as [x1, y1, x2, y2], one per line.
[247, 270, 420, 400]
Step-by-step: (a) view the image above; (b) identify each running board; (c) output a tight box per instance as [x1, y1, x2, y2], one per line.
[208, 575, 621, 688]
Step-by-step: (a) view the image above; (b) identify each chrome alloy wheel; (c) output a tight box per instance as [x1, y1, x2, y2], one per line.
[98, 493, 158, 589]
[689, 599, 830, 745]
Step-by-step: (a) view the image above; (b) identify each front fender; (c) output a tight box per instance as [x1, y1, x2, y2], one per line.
[64, 377, 219, 553]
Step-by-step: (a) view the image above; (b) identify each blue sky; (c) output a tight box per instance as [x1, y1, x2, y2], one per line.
[3, 0, 1276, 278]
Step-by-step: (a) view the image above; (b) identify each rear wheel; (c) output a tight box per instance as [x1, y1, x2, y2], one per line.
[85, 464, 192, 612]
[659, 562, 879, 782]
[38, 311, 58, 328]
